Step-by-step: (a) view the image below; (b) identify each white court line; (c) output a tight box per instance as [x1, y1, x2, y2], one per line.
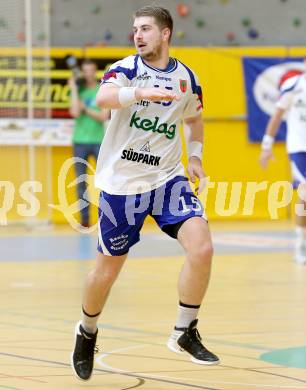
[155, 232, 294, 248]
[96, 344, 306, 389]
[10, 282, 34, 288]
[213, 235, 294, 247]
[96, 344, 149, 373]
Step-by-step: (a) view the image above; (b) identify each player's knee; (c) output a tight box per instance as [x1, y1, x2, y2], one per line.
[189, 242, 213, 266]
[90, 267, 118, 288]
[199, 242, 214, 262]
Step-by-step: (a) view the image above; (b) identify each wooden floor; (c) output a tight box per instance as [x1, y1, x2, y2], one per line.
[0, 221, 306, 390]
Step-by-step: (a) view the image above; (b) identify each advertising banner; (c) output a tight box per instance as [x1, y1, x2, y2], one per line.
[0, 49, 118, 145]
[242, 57, 304, 142]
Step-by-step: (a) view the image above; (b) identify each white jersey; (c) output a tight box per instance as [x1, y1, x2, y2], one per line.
[95, 54, 203, 195]
[276, 74, 306, 153]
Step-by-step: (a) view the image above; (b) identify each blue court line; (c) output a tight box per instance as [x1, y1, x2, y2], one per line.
[0, 231, 295, 262]
[0, 235, 97, 262]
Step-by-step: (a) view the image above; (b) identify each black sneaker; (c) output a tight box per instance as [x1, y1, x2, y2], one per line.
[167, 319, 219, 365]
[71, 321, 98, 380]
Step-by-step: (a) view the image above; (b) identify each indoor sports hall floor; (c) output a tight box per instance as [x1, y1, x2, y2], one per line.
[0, 220, 306, 390]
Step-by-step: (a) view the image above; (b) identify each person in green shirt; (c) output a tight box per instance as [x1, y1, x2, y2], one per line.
[68, 58, 110, 227]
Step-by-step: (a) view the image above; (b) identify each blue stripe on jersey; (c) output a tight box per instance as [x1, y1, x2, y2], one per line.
[178, 60, 203, 106]
[102, 55, 139, 82]
[140, 57, 178, 73]
[280, 76, 300, 96]
[195, 85, 203, 107]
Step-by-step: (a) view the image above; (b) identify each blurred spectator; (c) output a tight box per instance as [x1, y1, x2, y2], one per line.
[68, 59, 110, 227]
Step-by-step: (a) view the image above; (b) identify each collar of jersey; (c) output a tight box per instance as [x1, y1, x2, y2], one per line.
[140, 56, 177, 73]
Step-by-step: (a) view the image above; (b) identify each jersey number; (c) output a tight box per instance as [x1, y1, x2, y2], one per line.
[179, 196, 202, 213]
[153, 84, 173, 107]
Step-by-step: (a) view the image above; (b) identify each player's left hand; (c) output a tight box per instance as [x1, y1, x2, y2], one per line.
[259, 149, 274, 169]
[187, 156, 206, 194]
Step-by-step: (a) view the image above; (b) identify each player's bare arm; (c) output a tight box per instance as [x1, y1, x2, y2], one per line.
[83, 107, 111, 122]
[259, 107, 285, 169]
[68, 77, 84, 118]
[184, 114, 206, 194]
[96, 82, 180, 109]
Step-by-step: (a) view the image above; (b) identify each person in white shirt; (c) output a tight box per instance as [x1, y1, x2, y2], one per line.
[260, 67, 306, 264]
[71, 6, 219, 381]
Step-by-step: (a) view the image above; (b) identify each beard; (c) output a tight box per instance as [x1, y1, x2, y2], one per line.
[139, 42, 162, 61]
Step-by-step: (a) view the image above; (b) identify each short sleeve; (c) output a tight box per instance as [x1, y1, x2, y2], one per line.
[100, 56, 138, 88]
[183, 72, 203, 119]
[276, 92, 293, 110]
[275, 75, 299, 110]
[101, 62, 129, 88]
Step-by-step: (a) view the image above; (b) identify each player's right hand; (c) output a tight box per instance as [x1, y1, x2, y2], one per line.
[136, 87, 180, 102]
[259, 149, 274, 169]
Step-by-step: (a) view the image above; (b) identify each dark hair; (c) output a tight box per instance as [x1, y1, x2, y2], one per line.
[134, 5, 173, 42]
[81, 58, 97, 67]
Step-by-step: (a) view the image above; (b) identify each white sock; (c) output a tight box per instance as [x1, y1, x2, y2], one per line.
[175, 302, 200, 329]
[81, 306, 100, 334]
[296, 226, 306, 247]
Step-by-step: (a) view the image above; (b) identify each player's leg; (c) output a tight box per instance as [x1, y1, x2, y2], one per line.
[152, 176, 219, 364]
[71, 252, 127, 381]
[295, 183, 306, 264]
[82, 251, 128, 327]
[73, 143, 90, 227]
[177, 217, 212, 308]
[290, 153, 306, 264]
[71, 190, 149, 380]
[168, 216, 219, 364]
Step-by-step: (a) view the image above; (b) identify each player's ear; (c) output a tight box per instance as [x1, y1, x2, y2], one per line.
[162, 27, 171, 43]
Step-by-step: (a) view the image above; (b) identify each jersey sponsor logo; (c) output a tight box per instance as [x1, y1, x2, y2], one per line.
[137, 71, 151, 80]
[156, 75, 172, 82]
[109, 234, 129, 251]
[180, 79, 187, 93]
[140, 141, 150, 153]
[121, 148, 161, 166]
[136, 99, 150, 107]
[129, 111, 176, 140]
